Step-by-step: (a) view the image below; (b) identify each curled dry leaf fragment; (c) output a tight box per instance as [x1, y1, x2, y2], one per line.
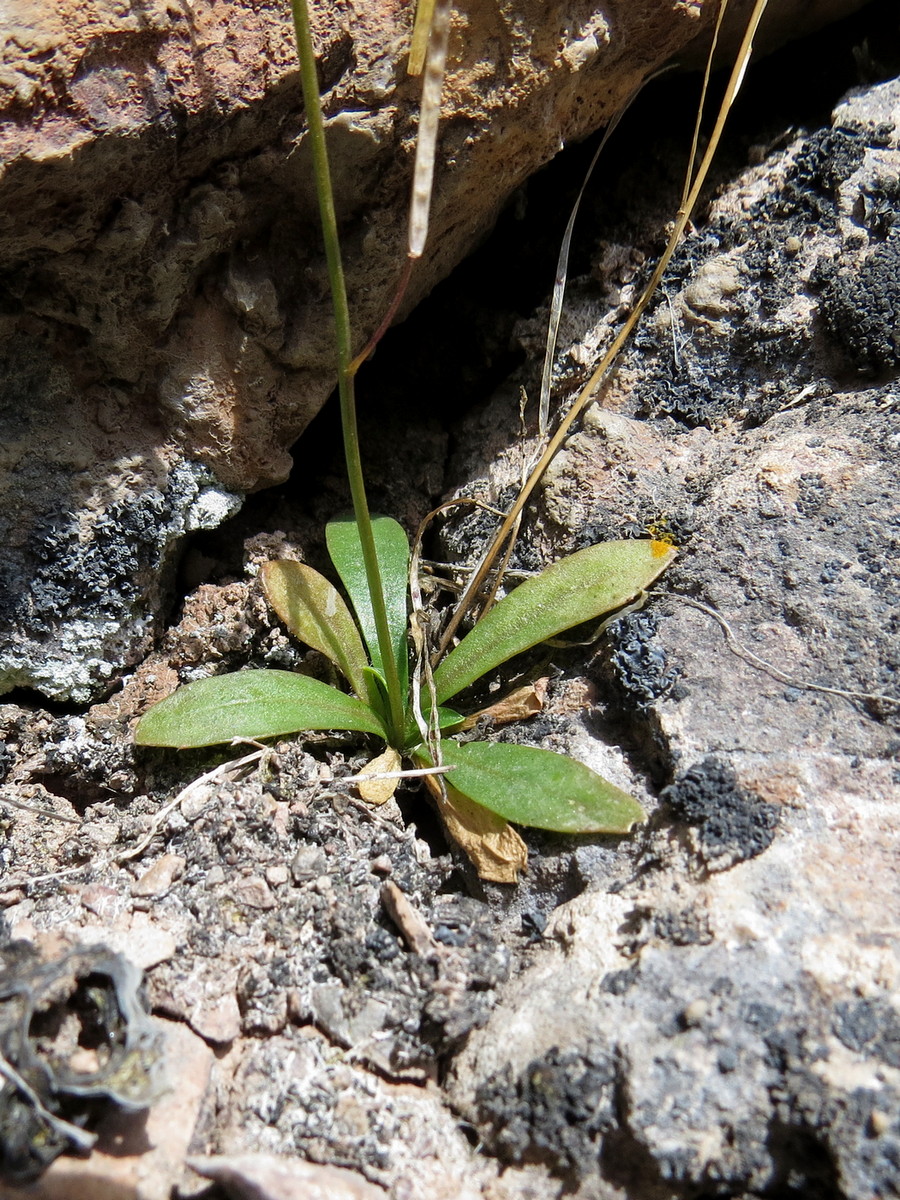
[460, 678, 548, 730]
[426, 775, 527, 884]
[357, 746, 402, 804]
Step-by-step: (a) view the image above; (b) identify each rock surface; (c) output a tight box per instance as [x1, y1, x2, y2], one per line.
[0, 11, 899, 1200]
[0, 0, 869, 701]
[442, 68, 900, 1199]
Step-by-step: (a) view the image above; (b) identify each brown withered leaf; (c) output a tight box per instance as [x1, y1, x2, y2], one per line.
[425, 774, 527, 883]
[356, 747, 402, 805]
[459, 678, 548, 731]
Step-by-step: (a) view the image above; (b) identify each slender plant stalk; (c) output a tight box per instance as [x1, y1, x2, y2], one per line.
[290, 0, 405, 742]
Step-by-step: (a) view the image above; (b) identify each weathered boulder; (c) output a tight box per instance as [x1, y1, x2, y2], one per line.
[1, 48, 899, 1199]
[0, 0, 869, 700]
[1, 54, 900, 1190]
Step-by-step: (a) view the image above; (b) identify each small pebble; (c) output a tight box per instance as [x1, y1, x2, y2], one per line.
[233, 876, 277, 910]
[681, 999, 708, 1028]
[369, 855, 393, 876]
[131, 853, 186, 898]
[291, 845, 326, 883]
[870, 1109, 891, 1136]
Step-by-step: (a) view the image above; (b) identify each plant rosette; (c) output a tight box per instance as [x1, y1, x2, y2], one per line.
[135, 516, 674, 881]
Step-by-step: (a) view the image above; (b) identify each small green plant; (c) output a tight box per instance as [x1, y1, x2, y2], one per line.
[136, 515, 674, 877]
[135, 0, 767, 879]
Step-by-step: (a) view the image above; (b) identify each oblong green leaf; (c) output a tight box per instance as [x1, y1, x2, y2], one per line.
[433, 540, 675, 704]
[326, 515, 410, 696]
[261, 560, 371, 702]
[426, 739, 644, 833]
[134, 669, 385, 749]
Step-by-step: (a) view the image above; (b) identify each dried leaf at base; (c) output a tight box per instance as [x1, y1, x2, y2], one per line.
[426, 775, 527, 884]
[357, 747, 402, 805]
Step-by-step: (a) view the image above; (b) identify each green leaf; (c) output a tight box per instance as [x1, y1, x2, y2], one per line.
[363, 665, 391, 730]
[433, 539, 675, 704]
[428, 739, 645, 833]
[326, 515, 410, 698]
[261, 560, 372, 703]
[134, 669, 385, 749]
[403, 705, 464, 747]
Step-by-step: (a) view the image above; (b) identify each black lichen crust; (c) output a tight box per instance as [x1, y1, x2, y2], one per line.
[662, 757, 779, 869]
[627, 119, 899, 429]
[630, 209, 813, 430]
[473, 1042, 617, 1174]
[818, 232, 900, 374]
[606, 610, 677, 710]
[775, 127, 866, 225]
[4, 483, 178, 635]
[833, 997, 900, 1067]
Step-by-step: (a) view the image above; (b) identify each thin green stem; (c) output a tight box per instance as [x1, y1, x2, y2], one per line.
[290, 0, 406, 743]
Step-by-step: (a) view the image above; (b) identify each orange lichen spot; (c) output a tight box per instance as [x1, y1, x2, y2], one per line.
[647, 515, 679, 548]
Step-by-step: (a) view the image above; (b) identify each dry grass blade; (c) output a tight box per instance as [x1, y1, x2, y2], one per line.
[345, 764, 457, 784]
[349, 0, 449, 374]
[681, 1, 727, 207]
[408, 494, 527, 778]
[467, 512, 521, 626]
[408, 0, 437, 76]
[348, 256, 413, 375]
[356, 747, 403, 804]
[407, 496, 505, 664]
[409, 500, 466, 764]
[437, 0, 770, 658]
[538, 69, 672, 437]
[117, 748, 266, 863]
[0, 794, 80, 824]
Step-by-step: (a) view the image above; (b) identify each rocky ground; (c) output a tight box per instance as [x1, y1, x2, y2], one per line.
[2, 4, 900, 1199]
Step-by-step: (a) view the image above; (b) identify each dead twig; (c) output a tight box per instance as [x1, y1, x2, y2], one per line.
[380, 879, 437, 956]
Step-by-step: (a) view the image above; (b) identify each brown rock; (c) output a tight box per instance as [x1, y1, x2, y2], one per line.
[233, 875, 277, 910]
